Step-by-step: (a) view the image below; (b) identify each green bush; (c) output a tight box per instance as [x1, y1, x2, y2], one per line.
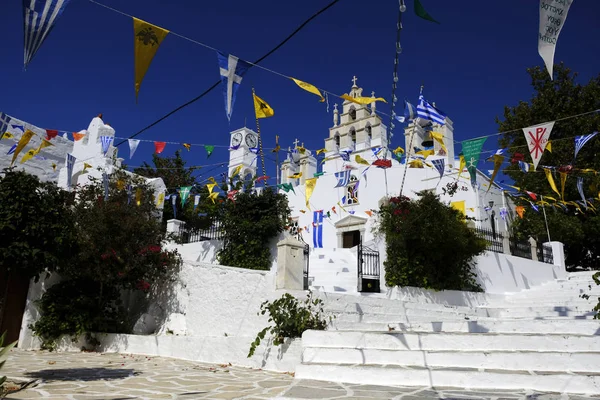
[377, 191, 487, 292]
[0, 331, 17, 388]
[248, 292, 330, 358]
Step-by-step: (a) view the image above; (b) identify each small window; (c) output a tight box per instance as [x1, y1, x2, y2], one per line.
[350, 127, 356, 145]
[334, 132, 340, 147]
[365, 123, 372, 141]
[346, 175, 359, 205]
[349, 107, 357, 121]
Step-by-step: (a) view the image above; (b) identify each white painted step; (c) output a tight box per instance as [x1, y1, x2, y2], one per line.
[303, 330, 600, 352]
[326, 302, 489, 318]
[302, 347, 600, 373]
[331, 319, 600, 336]
[484, 305, 595, 318]
[294, 363, 600, 395]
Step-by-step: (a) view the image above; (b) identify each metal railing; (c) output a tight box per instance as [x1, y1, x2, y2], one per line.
[179, 220, 224, 244]
[537, 243, 554, 264]
[473, 227, 504, 254]
[358, 242, 380, 292]
[509, 237, 532, 260]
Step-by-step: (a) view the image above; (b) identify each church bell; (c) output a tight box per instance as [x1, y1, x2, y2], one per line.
[421, 131, 434, 148]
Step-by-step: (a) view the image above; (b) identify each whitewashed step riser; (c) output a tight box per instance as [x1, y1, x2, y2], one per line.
[294, 364, 600, 395]
[302, 347, 600, 373]
[333, 313, 476, 324]
[331, 320, 600, 336]
[303, 331, 600, 352]
[492, 298, 596, 306]
[326, 305, 489, 318]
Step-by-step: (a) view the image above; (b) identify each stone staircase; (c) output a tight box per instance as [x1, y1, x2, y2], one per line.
[296, 271, 600, 395]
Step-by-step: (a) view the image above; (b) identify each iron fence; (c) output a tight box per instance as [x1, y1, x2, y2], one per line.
[537, 243, 554, 264]
[509, 237, 532, 260]
[358, 242, 380, 293]
[179, 220, 224, 244]
[473, 227, 504, 253]
[303, 244, 310, 290]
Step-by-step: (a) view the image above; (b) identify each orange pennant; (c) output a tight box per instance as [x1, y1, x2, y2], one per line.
[73, 132, 86, 141]
[516, 206, 525, 219]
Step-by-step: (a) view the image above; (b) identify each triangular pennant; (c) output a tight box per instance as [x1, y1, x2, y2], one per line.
[523, 121, 554, 170]
[204, 145, 214, 158]
[414, 0, 440, 24]
[128, 139, 140, 159]
[134, 18, 169, 102]
[217, 53, 252, 121]
[291, 78, 324, 102]
[45, 129, 58, 140]
[180, 186, 192, 207]
[11, 130, 34, 166]
[154, 141, 166, 154]
[100, 135, 114, 155]
[73, 132, 86, 141]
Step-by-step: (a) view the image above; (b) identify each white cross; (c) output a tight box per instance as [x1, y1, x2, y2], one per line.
[352, 76, 358, 86]
[371, 91, 375, 97]
[220, 56, 244, 115]
[293, 138, 300, 147]
[467, 157, 477, 168]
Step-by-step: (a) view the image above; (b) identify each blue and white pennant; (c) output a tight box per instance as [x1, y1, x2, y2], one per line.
[217, 52, 251, 122]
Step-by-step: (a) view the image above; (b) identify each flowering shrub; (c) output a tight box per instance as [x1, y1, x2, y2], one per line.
[376, 191, 486, 291]
[32, 172, 181, 349]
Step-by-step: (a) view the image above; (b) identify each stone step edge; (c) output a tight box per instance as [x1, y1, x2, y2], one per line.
[314, 329, 600, 339]
[302, 348, 600, 357]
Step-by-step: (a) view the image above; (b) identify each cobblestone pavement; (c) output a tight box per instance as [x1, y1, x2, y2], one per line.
[4, 350, 599, 400]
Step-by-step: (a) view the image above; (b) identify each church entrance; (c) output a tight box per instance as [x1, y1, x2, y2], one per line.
[342, 230, 361, 248]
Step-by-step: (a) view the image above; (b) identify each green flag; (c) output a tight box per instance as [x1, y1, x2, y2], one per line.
[277, 183, 295, 194]
[414, 0, 440, 24]
[313, 172, 325, 178]
[180, 186, 192, 207]
[204, 145, 214, 158]
[461, 137, 487, 185]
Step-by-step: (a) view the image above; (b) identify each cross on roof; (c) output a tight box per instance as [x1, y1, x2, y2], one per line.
[293, 138, 300, 147]
[371, 91, 375, 97]
[352, 76, 358, 87]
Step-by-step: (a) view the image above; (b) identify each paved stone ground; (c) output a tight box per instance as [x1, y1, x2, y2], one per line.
[3, 350, 599, 400]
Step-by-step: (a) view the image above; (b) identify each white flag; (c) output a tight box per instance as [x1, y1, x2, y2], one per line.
[538, 0, 574, 79]
[128, 139, 140, 159]
[523, 121, 555, 171]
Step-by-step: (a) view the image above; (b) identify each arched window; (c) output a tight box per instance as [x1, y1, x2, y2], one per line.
[346, 175, 359, 205]
[350, 127, 356, 145]
[349, 106, 357, 121]
[365, 123, 372, 141]
[334, 132, 340, 147]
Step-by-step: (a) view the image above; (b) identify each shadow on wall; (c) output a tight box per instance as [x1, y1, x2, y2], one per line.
[25, 368, 137, 382]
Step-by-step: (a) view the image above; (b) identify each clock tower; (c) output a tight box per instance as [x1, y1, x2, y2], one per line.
[228, 127, 259, 187]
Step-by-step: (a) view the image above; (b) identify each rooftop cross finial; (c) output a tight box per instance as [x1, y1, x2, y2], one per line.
[371, 91, 375, 97]
[352, 76, 358, 87]
[293, 138, 300, 147]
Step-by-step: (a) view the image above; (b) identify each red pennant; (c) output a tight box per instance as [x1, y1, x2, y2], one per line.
[45, 129, 58, 140]
[526, 191, 537, 201]
[154, 141, 166, 154]
[558, 165, 573, 174]
[256, 175, 269, 183]
[372, 159, 392, 169]
[227, 190, 238, 202]
[511, 152, 525, 164]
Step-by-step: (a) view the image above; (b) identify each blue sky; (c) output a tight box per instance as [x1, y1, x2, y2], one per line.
[2, 0, 599, 184]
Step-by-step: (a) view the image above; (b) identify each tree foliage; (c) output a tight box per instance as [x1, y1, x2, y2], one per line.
[216, 185, 290, 270]
[0, 169, 77, 280]
[497, 64, 600, 269]
[31, 171, 181, 349]
[377, 191, 486, 291]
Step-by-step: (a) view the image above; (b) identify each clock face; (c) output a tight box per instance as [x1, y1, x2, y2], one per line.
[231, 133, 242, 147]
[245, 134, 258, 148]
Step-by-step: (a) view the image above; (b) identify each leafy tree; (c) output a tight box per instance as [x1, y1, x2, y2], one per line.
[216, 186, 290, 270]
[0, 169, 77, 280]
[377, 191, 487, 291]
[497, 64, 600, 269]
[31, 171, 181, 349]
[134, 151, 213, 231]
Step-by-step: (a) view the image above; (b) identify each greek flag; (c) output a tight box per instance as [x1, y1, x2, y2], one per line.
[0, 113, 12, 139]
[404, 99, 417, 121]
[574, 131, 598, 162]
[334, 170, 351, 188]
[432, 158, 445, 179]
[66, 153, 75, 188]
[217, 52, 251, 122]
[6, 144, 17, 155]
[312, 210, 323, 248]
[518, 161, 530, 173]
[171, 194, 177, 218]
[577, 177, 587, 208]
[126, 184, 133, 205]
[100, 135, 114, 155]
[249, 147, 259, 154]
[417, 95, 446, 125]
[103, 173, 110, 200]
[339, 150, 351, 161]
[23, 0, 72, 68]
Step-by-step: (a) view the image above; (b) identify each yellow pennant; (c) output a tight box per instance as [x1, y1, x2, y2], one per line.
[183, 143, 191, 151]
[133, 17, 169, 102]
[136, 188, 143, 206]
[2, 132, 14, 139]
[297, 146, 306, 154]
[52, 163, 57, 171]
[545, 196, 557, 202]
[457, 154, 466, 180]
[408, 159, 424, 168]
[83, 162, 93, 172]
[36, 139, 54, 153]
[393, 146, 405, 155]
[451, 200, 466, 217]
[316, 148, 327, 155]
[209, 191, 219, 204]
[116, 179, 126, 190]
[341, 94, 387, 105]
[486, 155, 504, 193]
[156, 192, 165, 207]
[559, 171, 567, 200]
[253, 92, 274, 119]
[544, 168, 561, 198]
[546, 141, 552, 152]
[20, 149, 37, 164]
[230, 165, 243, 178]
[207, 182, 218, 193]
[416, 149, 434, 158]
[208, 176, 217, 185]
[355, 155, 370, 165]
[291, 78, 324, 102]
[305, 178, 317, 208]
[431, 131, 447, 152]
[272, 144, 281, 153]
[11, 129, 34, 166]
[288, 172, 302, 179]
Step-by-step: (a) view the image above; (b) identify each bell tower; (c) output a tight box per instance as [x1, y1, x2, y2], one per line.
[323, 77, 387, 162]
[228, 127, 258, 183]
